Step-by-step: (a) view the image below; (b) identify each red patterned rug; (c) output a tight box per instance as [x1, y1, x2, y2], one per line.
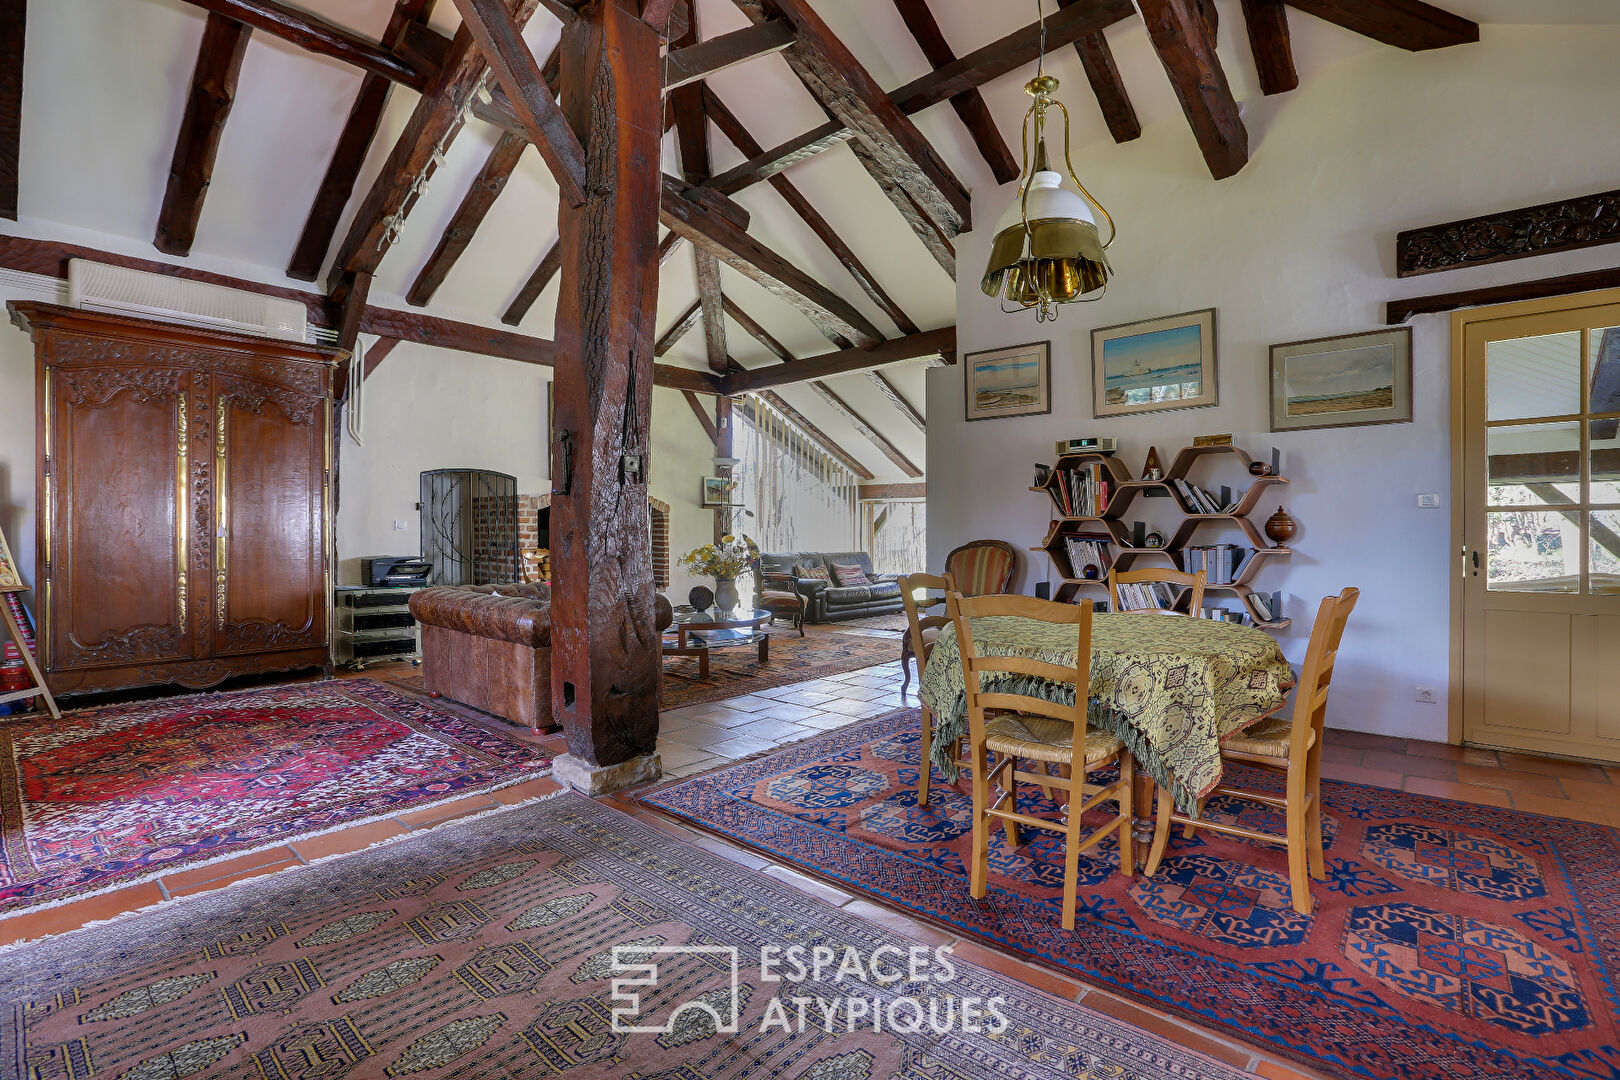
[0, 679, 551, 917]
[639, 709, 1620, 1080]
[0, 794, 1247, 1080]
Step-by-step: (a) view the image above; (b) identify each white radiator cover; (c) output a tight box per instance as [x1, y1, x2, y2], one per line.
[67, 259, 308, 343]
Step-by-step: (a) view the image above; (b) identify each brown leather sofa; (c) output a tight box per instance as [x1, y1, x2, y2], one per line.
[410, 583, 554, 733]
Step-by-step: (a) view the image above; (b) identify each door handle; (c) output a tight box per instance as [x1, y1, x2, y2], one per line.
[1471, 550, 1480, 576]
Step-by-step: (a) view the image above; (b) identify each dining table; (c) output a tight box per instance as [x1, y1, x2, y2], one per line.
[915, 612, 1296, 842]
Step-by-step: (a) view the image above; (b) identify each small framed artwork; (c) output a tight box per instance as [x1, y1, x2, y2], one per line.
[700, 476, 736, 507]
[964, 341, 1050, 421]
[1270, 327, 1412, 432]
[1092, 309, 1217, 418]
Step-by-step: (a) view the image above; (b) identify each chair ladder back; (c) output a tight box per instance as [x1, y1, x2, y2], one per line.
[950, 592, 1092, 733]
[899, 572, 951, 670]
[1108, 566, 1207, 614]
[1291, 588, 1360, 754]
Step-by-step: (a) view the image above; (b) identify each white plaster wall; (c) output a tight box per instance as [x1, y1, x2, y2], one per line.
[929, 24, 1620, 743]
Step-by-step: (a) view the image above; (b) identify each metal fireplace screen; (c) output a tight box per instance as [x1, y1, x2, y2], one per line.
[419, 469, 519, 585]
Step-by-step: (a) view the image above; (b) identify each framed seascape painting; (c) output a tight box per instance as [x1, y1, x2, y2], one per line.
[1092, 309, 1217, 418]
[1270, 327, 1412, 431]
[964, 341, 1050, 421]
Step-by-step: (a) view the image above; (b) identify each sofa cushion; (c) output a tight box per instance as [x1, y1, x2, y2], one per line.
[830, 562, 872, 587]
[797, 563, 831, 582]
[868, 580, 901, 600]
[824, 585, 872, 605]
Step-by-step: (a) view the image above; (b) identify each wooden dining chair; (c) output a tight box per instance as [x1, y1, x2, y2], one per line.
[1145, 587, 1360, 914]
[899, 572, 969, 806]
[1108, 566, 1206, 615]
[948, 591, 1133, 931]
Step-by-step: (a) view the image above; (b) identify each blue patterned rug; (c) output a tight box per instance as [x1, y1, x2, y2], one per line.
[639, 708, 1620, 1080]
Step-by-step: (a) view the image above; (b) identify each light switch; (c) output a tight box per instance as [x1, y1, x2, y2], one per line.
[393, 519, 409, 531]
[1417, 494, 1441, 509]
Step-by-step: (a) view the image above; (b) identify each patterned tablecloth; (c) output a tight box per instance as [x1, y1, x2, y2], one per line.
[917, 613, 1296, 815]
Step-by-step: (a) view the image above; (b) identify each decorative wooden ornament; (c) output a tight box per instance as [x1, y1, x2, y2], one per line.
[1265, 506, 1297, 544]
[1142, 445, 1163, 481]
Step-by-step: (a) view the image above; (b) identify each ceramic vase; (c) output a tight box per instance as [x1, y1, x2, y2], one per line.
[713, 577, 739, 614]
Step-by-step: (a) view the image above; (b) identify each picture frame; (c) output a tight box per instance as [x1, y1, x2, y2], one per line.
[1269, 326, 1412, 432]
[963, 341, 1051, 422]
[700, 476, 737, 507]
[1092, 308, 1218, 418]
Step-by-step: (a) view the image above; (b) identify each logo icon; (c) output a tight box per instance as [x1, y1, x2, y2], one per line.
[610, 944, 742, 1034]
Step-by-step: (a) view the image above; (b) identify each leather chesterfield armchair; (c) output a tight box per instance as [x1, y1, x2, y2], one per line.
[409, 583, 555, 733]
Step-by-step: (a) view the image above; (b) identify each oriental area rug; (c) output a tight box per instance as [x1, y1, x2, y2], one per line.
[639, 709, 1620, 1080]
[660, 628, 897, 712]
[0, 679, 552, 918]
[0, 794, 1247, 1080]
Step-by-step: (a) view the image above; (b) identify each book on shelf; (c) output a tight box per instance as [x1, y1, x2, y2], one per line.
[1201, 606, 1249, 625]
[1061, 531, 1114, 579]
[1250, 590, 1282, 622]
[1183, 544, 1249, 585]
[1173, 477, 1244, 515]
[1119, 581, 1179, 612]
[1048, 461, 1112, 517]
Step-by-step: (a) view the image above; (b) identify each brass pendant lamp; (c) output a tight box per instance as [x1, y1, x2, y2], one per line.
[980, 0, 1116, 321]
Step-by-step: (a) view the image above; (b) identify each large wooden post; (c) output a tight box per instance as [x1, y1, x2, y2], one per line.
[548, 0, 662, 787]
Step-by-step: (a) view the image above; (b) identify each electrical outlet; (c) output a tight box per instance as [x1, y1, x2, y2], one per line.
[392, 519, 408, 531]
[1414, 685, 1438, 704]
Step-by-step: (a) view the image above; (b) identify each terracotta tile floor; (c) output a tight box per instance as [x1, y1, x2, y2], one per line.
[7, 628, 1617, 1080]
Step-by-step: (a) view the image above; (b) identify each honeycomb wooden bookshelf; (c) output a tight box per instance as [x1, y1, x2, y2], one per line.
[1029, 444, 1294, 630]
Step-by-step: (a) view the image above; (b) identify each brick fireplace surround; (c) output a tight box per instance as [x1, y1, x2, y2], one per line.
[518, 494, 669, 589]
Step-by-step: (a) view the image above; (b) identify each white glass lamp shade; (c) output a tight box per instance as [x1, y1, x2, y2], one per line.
[982, 170, 1111, 305]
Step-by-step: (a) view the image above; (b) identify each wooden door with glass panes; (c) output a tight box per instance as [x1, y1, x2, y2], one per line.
[1460, 298, 1620, 763]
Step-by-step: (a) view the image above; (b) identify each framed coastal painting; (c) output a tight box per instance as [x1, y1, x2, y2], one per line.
[700, 476, 737, 507]
[963, 341, 1050, 421]
[1092, 309, 1217, 418]
[1270, 327, 1412, 431]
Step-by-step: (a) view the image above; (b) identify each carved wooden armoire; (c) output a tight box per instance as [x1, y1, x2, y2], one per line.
[8, 303, 342, 695]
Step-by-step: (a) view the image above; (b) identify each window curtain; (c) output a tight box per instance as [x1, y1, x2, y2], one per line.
[734, 395, 858, 555]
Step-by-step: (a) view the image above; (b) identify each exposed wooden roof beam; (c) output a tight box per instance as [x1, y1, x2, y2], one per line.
[726, 327, 955, 392]
[1285, 0, 1477, 50]
[890, 0, 1018, 185]
[505, 228, 681, 326]
[1139, 0, 1249, 179]
[683, 390, 719, 441]
[709, 0, 1134, 195]
[172, 0, 438, 89]
[1242, 0, 1299, 94]
[849, 138, 954, 278]
[868, 371, 924, 430]
[808, 380, 921, 478]
[722, 296, 797, 366]
[752, 391, 875, 480]
[1055, 0, 1141, 143]
[695, 251, 729, 373]
[0, 0, 22, 220]
[450, 0, 586, 208]
[362, 336, 402, 379]
[331, 0, 542, 283]
[703, 88, 918, 336]
[407, 131, 528, 306]
[287, 0, 437, 281]
[733, 0, 970, 240]
[860, 481, 925, 500]
[660, 174, 883, 349]
[154, 15, 252, 256]
[654, 297, 703, 356]
[662, 19, 796, 92]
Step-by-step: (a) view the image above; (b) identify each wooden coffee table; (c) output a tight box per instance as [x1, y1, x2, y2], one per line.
[662, 608, 772, 680]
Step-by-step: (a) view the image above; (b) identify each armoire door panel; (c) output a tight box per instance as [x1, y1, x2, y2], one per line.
[213, 380, 327, 656]
[51, 369, 193, 668]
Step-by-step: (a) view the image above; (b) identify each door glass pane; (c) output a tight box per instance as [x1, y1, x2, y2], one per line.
[1488, 331, 1581, 421]
[1487, 510, 1580, 592]
[1590, 326, 1620, 413]
[1593, 419, 1620, 504]
[1488, 422, 1581, 504]
[1593, 511, 1620, 595]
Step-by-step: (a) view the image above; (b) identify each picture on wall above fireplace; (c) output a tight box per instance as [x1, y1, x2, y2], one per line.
[1092, 309, 1217, 418]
